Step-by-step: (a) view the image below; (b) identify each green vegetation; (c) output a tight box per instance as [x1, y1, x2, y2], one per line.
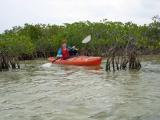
[0, 16, 160, 70]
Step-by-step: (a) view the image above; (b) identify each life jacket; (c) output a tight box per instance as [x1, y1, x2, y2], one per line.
[62, 48, 69, 60]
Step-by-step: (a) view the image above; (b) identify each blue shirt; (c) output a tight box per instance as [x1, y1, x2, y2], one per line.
[57, 48, 62, 57]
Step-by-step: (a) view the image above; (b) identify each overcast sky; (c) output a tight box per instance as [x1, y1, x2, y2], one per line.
[0, 0, 160, 32]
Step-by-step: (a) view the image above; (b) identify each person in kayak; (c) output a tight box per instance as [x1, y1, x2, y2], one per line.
[68, 46, 78, 56]
[49, 48, 54, 57]
[57, 40, 78, 60]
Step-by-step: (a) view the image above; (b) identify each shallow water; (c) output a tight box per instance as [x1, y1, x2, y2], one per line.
[0, 56, 160, 120]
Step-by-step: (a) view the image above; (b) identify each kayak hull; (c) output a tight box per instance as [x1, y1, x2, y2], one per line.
[48, 56, 102, 66]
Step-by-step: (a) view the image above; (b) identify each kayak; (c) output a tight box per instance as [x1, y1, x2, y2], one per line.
[49, 56, 102, 66]
[48, 56, 102, 66]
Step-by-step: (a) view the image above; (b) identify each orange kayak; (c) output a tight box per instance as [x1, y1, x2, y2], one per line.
[48, 56, 102, 66]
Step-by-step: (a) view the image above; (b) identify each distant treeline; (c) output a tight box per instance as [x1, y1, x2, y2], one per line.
[0, 16, 160, 61]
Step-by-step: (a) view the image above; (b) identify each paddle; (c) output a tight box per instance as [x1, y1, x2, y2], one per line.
[41, 35, 91, 68]
[52, 35, 91, 63]
[52, 57, 61, 63]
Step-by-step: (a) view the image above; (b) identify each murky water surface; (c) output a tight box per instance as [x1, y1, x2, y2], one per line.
[0, 56, 160, 120]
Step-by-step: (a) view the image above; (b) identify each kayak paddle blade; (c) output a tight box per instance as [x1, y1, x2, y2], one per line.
[82, 35, 91, 44]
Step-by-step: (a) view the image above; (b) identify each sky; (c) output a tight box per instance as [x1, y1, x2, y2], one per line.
[0, 0, 160, 32]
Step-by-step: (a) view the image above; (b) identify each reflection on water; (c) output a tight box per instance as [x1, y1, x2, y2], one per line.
[0, 56, 160, 120]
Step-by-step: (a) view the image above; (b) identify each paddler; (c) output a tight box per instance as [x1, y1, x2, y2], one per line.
[57, 40, 78, 60]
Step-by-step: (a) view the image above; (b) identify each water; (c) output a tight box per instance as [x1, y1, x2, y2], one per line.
[0, 56, 160, 120]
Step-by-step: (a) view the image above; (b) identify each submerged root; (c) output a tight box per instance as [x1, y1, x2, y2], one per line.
[105, 46, 141, 72]
[0, 55, 20, 71]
